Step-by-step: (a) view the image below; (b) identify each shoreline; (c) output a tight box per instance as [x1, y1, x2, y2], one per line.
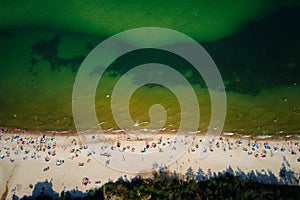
[1, 127, 300, 141]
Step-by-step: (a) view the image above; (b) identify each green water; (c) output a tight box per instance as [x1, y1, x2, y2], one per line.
[0, 1, 300, 134]
[0, 0, 294, 42]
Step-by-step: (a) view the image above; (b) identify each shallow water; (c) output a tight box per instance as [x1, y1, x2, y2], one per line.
[0, 3, 299, 135]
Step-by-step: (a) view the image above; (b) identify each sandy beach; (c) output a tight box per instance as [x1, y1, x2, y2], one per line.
[1, 128, 300, 199]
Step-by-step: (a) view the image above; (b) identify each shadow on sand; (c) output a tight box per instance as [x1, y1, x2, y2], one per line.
[10, 161, 299, 200]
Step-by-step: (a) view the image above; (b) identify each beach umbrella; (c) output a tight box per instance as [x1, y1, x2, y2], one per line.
[45, 156, 50, 162]
[75, 149, 81, 154]
[82, 177, 89, 186]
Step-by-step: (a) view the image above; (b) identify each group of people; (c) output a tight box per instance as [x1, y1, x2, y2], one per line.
[100, 134, 300, 162]
[0, 130, 88, 169]
[187, 136, 300, 160]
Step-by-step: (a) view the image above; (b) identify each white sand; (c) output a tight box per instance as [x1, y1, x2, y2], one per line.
[0, 130, 300, 199]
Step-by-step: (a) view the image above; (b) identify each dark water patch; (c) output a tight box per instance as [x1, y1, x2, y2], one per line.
[100, 48, 207, 89]
[202, 6, 300, 95]
[19, 6, 300, 96]
[0, 31, 13, 39]
[143, 83, 164, 89]
[91, 6, 300, 96]
[31, 35, 86, 73]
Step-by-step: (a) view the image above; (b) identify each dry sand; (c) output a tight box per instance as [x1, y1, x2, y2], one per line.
[0, 129, 300, 199]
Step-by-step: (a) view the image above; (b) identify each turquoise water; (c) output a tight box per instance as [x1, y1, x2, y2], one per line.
[0, 2, 300, 134]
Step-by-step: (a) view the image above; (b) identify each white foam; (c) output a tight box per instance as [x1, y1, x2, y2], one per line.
[256, 135, 272, 139]
[223, 132, 234, 136]
[242, 135, 251, 138]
